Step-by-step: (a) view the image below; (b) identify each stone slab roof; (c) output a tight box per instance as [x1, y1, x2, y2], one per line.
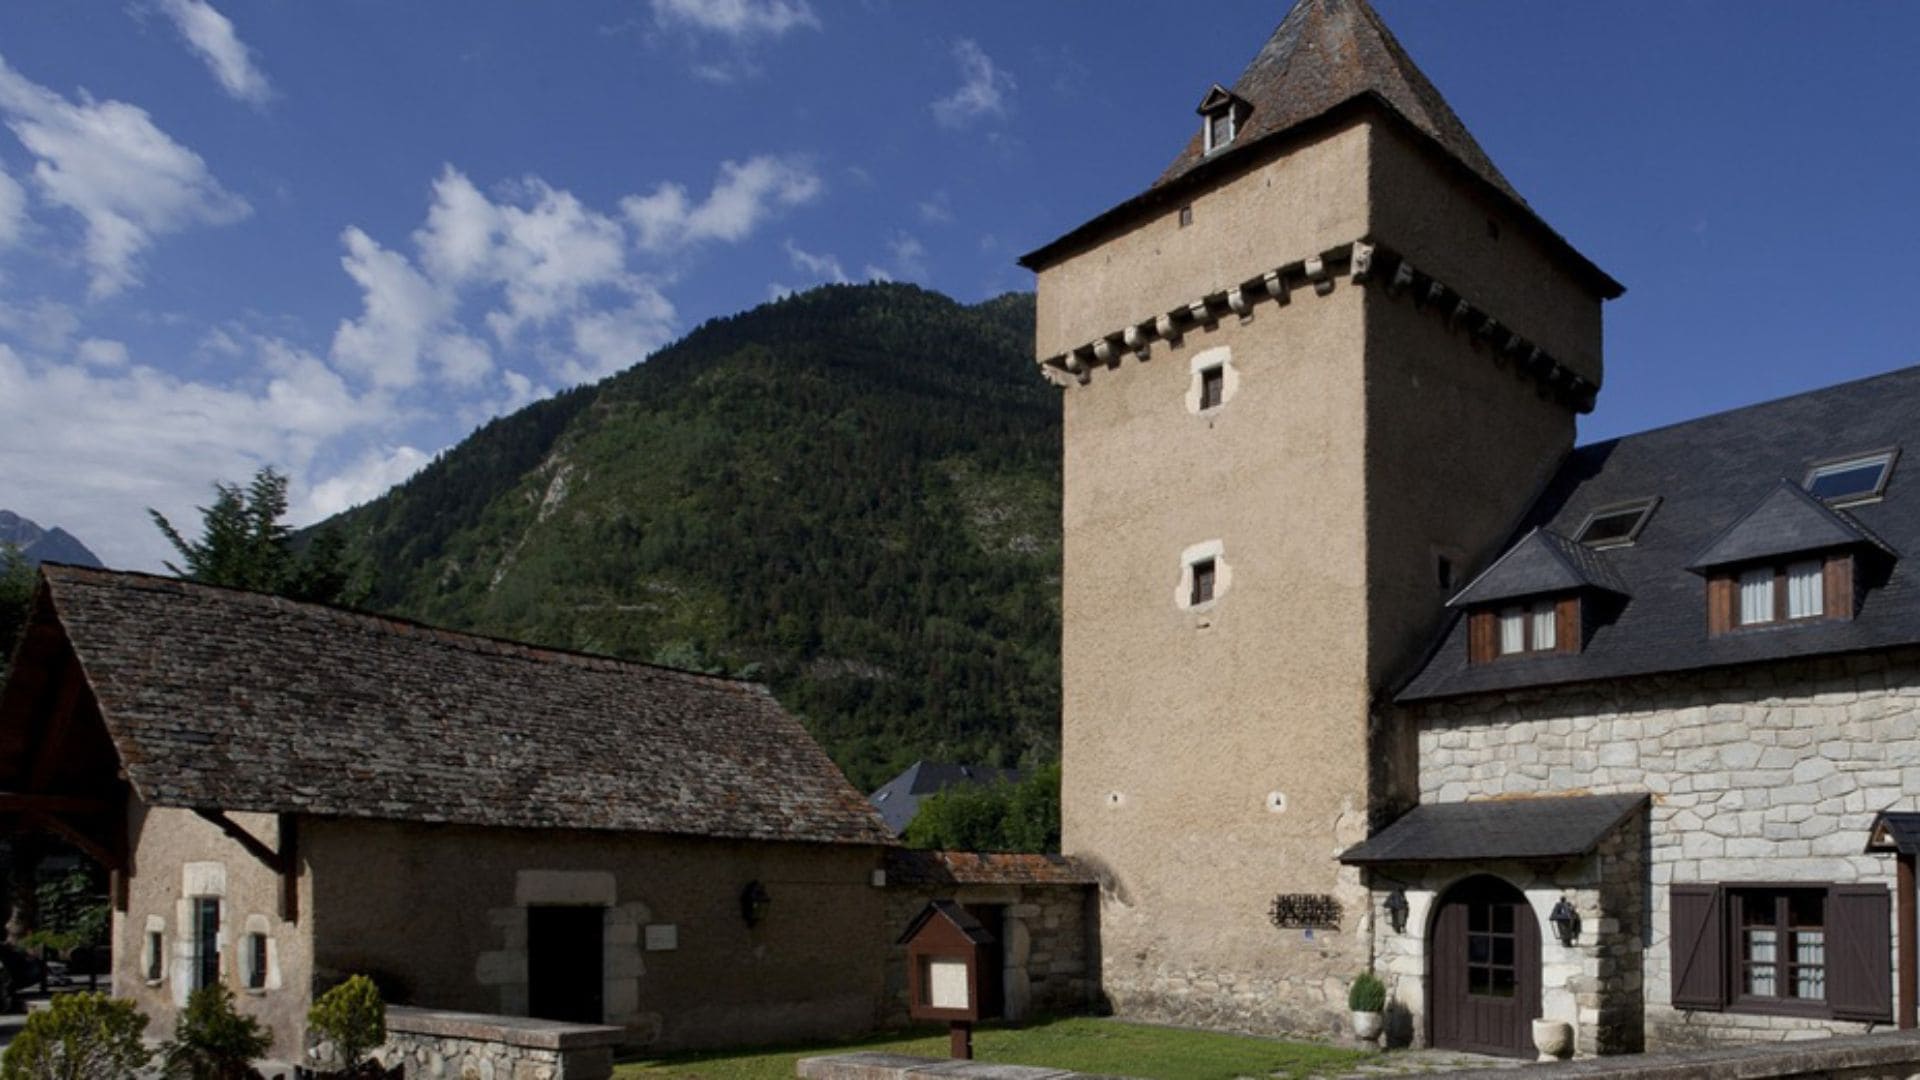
[1447, 528, 1629, 609]
[868, 761, 1023, 835]
[1338, 793, 1646, 866]
[884, 850, 1097, 888]
[1401, 365, 1920, 702]
[22, 565, 894, 847]
[1687, 480, 1890, 571]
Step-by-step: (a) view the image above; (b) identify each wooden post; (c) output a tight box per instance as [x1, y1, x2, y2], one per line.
[949, 1021, 973, 1061]
[1901, 854, 1916, 1030]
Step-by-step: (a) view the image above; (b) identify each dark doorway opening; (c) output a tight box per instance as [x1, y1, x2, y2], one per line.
[1428, 875, 1541, 1058]
[527, 906, 604, 1024]
[964, 903, 1007, 1020]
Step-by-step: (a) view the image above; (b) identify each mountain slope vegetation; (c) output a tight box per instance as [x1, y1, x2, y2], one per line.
[330, 284, 1059, 789]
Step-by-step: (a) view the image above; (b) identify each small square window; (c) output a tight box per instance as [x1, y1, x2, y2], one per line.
[1199, 366, 1224, 411]
[1178, 205, 1193, 228]
[1191, 558, 1216, 606]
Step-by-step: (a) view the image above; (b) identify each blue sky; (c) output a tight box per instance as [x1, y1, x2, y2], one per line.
[1, 1, 1917, 570]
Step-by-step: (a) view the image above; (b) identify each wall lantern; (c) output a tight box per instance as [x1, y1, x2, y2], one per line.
[1383, 889, 1409, 935]
[1549, 896, 1580, 947]
[739, 880, 771, 928]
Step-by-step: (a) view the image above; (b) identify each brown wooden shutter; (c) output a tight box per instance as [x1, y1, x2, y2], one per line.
[1828, 884, 1893, 1022]
[1555, 597, 1581, 654]
[1670, 884, 1726, 1011]
[1706, 576, 1734, 636]
[1826, 554, 1855, 621]
[1468, 611, 1496, 664]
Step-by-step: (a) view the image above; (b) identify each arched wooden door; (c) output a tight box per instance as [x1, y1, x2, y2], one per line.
[1428, 875, 1542, 1057]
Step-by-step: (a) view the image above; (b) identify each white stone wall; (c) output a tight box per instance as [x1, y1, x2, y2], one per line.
[1412, 651, 1920, 1047]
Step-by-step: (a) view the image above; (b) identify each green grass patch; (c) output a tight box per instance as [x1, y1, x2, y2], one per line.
[615, 1016, 1372, 1080]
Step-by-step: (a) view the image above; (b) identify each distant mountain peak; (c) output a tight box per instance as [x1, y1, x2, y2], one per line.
[0, 510, 105, 568]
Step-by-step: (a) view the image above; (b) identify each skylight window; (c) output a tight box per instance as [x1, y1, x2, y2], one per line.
[1575, 498, 1660, 549]
[1804, 450, 1898, 506]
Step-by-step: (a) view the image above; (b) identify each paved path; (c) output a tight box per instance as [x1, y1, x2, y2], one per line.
[1306, 1049, 1525, 1078]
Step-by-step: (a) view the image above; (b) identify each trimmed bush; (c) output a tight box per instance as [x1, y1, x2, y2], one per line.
[0, 992, 152, 1080]
[163, 983, 272, 1080]
[1347, 971, 1386, 1013]
[307, 976, 386, 1070]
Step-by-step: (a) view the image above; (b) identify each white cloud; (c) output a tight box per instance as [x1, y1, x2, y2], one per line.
[650, 0, 818, 39]
[0, 52, 249, 296]
[154, 0, 273, 107]
[300, 444, 432, 522]
[888, 232, 929, 280]
[623, 155, 821, 253]
[0, 297, 78, 352]
[932, 40, 1014, 129]
[328, 226, 454, 390]
[917, 190, 954, 225]
[567, 293, 677, 384]
[783, 238, 847, 284]
[0, 166, 23, 248]
[75, 337, 129, 369]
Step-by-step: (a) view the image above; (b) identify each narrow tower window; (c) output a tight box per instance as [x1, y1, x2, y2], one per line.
[1191, 558, 1217, 606]
[1199, 366, 1225, 410]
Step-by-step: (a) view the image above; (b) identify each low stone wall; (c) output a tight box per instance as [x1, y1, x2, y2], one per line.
[1435, 1028, 1920, 1079]
[373, 1006, 625, 1080]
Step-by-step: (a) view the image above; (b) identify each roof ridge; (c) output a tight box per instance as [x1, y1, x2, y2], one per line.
[38, 564, 766, 692]
[1578, 363, 1920, 453]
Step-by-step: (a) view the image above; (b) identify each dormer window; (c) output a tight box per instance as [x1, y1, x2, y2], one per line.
[1469, 596, 1576, 663]
[1497, 600, 1559, 655]
[1804, 449, 1897, 506]
[1196, 85, 1248, 156]
[1575, 498, 1659, 549]
[1714, 556, 1843, 633]
[1691, 479, 1890, 635]
[1447, 527, 1628, 664]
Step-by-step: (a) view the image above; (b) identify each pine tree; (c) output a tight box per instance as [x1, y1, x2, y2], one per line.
[150, 468, 369, 606]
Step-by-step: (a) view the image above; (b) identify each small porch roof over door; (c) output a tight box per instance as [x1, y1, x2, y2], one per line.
[1338, 793, 1648, 866]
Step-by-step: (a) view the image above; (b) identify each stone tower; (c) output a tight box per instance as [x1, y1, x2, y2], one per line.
[1019, 0, 1622, 1035]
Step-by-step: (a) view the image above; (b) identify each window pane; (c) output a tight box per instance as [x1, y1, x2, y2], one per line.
[1531, 602, 1557, 651]
[1498, 608, 1525, 654]
[1468, 935, 1490, 964]
[1806, 457, 1891, 502]
[1792, 931, 1825, 1000]
[1787, 560, 1824, 619]
[1739, 567, 1775, 625]
[1209, 111, 1233, 149]
[1490, 966, 1517, 998]
[1191, 559, 1215, 605]
[1492, 903, 1514, 934]
[1468, 967, 1490, 996]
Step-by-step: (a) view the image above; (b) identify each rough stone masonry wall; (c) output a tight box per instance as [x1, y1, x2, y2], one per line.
[1413, 649, 1920, 1048]
[372, 1007, 622, 1080]
[881, 884, 1096, 1026]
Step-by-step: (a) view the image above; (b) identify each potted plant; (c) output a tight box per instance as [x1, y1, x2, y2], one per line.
[1347, 971, 1386, 1042]
[298, 977, 399, 1079]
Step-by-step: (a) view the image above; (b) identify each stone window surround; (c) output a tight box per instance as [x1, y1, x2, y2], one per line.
[240, 912, 281, 995]
[1184, 346, 1238, 415]
[142, 914, 166, 986]
[475, 870, 652, 1032]
[1175, 540, 1231, 613]
[174, 861, 227, 1007]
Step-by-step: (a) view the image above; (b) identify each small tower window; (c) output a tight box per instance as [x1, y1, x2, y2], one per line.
[1191, 558, 1217, 606]
[145, 931, 164, 982]
[1196, 85, 1247, 156]
[1207, 109, 1236, 153]
[1199, 366, 1225, 410]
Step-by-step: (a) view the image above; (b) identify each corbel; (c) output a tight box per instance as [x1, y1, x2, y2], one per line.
[1449, 298, 1476, 332]
[1262, 269, 1289, 305]
[1123, 324, 1150, 359]
[1092, 339, 1117, 367]
[1304, 256, 1333, 296]
[1388, 260, 1416, 296]
[1350, 242, 1376, 284]
[1154, 313, 1179, 342]
[1187, 299, 1215, 327]
[1473, 317, 1503, 348]
[1227, 287, 1253, 319]
[1420, 280, 1448, 311]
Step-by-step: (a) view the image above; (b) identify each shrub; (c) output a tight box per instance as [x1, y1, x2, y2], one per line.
[0, 992, 152, 1080]
[163, 984, 272, 1080]
[307, 975, 386, 1069]
[1347, 971, 1386, 1013]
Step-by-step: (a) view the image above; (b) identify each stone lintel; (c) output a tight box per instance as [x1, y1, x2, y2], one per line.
[384, 1005, 625, 1051]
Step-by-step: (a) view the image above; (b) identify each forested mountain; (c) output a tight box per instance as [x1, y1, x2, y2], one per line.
[327, 284, 1059, 789]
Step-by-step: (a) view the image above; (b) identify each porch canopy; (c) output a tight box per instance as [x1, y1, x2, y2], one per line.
[1338, 793, 1647, 866]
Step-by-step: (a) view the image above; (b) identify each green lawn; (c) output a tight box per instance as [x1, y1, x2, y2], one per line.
[615, 1016, 1373, 1080]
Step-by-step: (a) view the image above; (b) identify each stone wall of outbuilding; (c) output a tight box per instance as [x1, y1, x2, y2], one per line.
[1407, 649, 1920, 1048]
[880, 882, 1098, 1025]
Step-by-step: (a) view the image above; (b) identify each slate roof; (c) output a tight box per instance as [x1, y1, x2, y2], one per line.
[1338, 793, 1647, 866]
[1401, 366, 1920, 702]
[1865, 810, 1920, 855]
[14, 565, 895, 847]
[1447, 528, 1629, 609]
[1687, 480, 1891, 571]
[1016, 0, 1622, 299]
[884, 850, 1097, 888]
[869, 761, 1023, 835]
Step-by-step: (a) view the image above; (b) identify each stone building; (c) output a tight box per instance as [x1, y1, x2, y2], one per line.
[0, 565, 1096, 1059]
[1023, 0, 1918, 1061]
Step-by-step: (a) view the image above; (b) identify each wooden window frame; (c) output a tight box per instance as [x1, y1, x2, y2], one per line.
[1204, 107, 1237, 154]
[246, 931, 269, 991]
[1673, 882, 1890, 1022]
[1467, 596, 1580, 664]
[1730, 888, 1828, 1017]
[1707, 553, 1853, 636]
[1190, 558, 1217, 606]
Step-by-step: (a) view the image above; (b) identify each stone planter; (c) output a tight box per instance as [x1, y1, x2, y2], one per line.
[1351, 1010, 1384, 1042]
[1531, 1018, 1573, 1062]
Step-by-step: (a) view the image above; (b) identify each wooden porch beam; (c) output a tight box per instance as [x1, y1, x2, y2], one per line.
[0, 792, 111, 815]
[191, 808, 299, 922]
[27, 811, 123, 874]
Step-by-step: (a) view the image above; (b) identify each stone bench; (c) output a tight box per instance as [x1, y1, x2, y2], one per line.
[377, 1006, 625, 1080]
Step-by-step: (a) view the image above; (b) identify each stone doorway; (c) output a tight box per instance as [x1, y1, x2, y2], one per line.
[1429, 875, 1540, 1058]
[527, 906, 605, 1024]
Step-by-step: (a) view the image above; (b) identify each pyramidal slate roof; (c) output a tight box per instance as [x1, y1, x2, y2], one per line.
[1447, 527, 1629, 609]
[868, 760, 1023, 835]
[10, 565, 895, 847]
[1153, 0, 1522, 205]
[1401, 365, 1920, 702]
[1687, 479, 1891, 571]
